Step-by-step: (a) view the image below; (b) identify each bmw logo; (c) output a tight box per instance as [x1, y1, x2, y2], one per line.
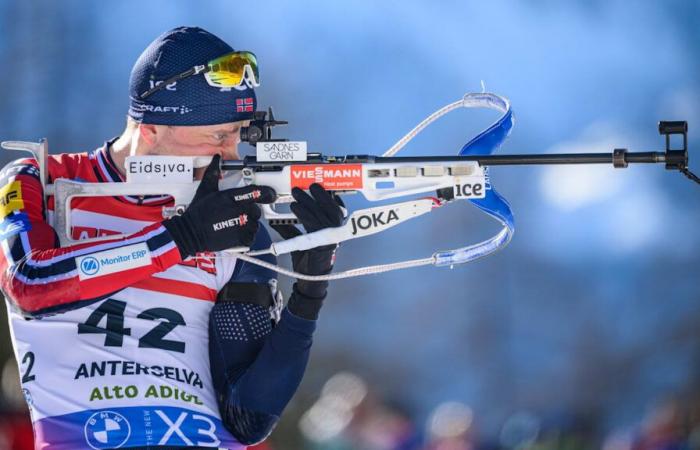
[80, 257, 100, 276]
[84, 411, 131, 449]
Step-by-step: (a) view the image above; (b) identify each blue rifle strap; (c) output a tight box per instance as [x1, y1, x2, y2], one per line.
[434, 93, 516, 266]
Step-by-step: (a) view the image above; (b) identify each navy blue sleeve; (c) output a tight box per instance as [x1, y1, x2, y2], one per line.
[211, 226, 278, 395]
[210, 225, 317, 445]
[210, 308, 315, 445]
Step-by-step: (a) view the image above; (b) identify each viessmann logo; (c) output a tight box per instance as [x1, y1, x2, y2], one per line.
[290, 164, 363, 190]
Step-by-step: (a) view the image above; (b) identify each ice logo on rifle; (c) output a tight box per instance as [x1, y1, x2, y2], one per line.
[84, 411, 131, 449]
[80, 257, 100, 276]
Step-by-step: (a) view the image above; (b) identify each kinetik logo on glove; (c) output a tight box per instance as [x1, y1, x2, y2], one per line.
[212, 214, 248, 231]
[233, 190, 262, 202]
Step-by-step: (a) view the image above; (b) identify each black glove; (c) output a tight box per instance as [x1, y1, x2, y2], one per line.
[271, 183, 344, 320]
[163, 155, 276, 258]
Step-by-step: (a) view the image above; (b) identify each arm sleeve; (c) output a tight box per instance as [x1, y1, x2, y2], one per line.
[0, 159, 184, 317]
[210, 226, 317, 444]
[210, 225, 279, 393]
[219, 308, 315, 445]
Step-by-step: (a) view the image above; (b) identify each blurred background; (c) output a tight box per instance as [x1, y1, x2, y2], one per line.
[0, 0, 699, 449]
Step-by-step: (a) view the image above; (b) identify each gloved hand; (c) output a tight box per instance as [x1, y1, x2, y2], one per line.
[163, 155, 276, 258]
[272, 183, 344, 319]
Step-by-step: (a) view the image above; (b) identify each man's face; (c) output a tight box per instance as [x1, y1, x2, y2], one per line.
[142, 120, 249, 160]
[138, 120, 249, 179]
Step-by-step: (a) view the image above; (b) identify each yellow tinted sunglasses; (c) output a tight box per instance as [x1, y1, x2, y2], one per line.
[139, 51, 259, 99]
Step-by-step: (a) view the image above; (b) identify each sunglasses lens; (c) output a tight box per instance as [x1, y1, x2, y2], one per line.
[206, 51, 259, 86]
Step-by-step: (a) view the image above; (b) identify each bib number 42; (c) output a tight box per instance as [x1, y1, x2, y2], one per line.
[77, 299, 186, 353]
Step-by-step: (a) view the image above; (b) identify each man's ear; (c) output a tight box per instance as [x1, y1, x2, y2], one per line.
[138, 123, 160, 145]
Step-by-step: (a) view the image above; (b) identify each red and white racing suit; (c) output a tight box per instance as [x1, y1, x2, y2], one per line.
[1, 143, 251, 449]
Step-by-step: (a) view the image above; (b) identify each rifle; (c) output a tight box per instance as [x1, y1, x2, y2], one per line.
[2, 93, 696, 280]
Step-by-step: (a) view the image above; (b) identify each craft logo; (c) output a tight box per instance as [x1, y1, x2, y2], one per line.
[212, 214, 248, 231]
[84, 411, 131, 449]
[350, 208, 400, 235]
[290, 164, 363, 190]
[80, 257, 100, 276]
[236, 97, 254, 112]
[138, 104, 191, 114]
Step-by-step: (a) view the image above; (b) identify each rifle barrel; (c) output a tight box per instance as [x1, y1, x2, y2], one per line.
[375, 152, 667, 165]
[221, 151, 673, 169]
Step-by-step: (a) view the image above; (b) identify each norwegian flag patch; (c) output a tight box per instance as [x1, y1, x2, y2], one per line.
[236, 97, 254, 112]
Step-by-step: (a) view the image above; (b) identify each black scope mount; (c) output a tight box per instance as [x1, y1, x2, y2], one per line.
[240, 107, 288, 146]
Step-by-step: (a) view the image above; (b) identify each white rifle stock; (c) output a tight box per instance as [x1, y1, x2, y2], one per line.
[0, 140, 487, 252]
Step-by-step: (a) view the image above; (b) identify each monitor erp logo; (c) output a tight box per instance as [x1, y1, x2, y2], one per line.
[80, 257, 100, 276]
[76, 243, 151, 281]
[84, 410, 131, 449]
